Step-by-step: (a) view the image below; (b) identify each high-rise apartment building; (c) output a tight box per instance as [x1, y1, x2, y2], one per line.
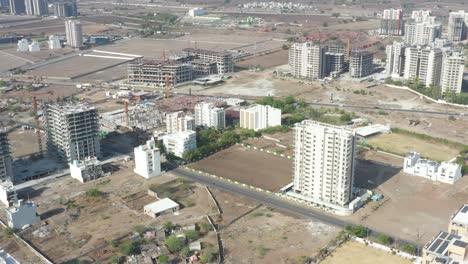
[411, 10, 435, 23]
[53, 0, 77, 17]
[166, 111, 195, 134]
[385, 41, 407, 77]
[292, 120, 356, 208]
[289, 42, 327, 80]
[65, 20, 82, 48]
[404, 22, 441, 46]
[9, 0, 25, 15]
[239, 104, 281, 131]
[182, 48, 234, 74]
[404, 46, 443, 87]
[194, 102, 225, 130]
[44, 103, 101, 163]
[441, 52, 465, 94]
[349, 50, 374, 78]
[448, 11, 468, 42]
[380, 8, 404, 36]
[25, 0, 48, 16]
[0, 130, 13, 183]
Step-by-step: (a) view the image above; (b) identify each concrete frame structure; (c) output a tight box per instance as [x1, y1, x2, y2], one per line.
[441, 51, 465, 94]
[448, 11, 468, 42]
[182, 48, 234, 74]
[0, 130, 13, 183]
[379, 9, 404, 36]
[385, 41, 407, 77]
[134, 139, 161, 179]
[325, 51, 345, 78]
[289, 42, 327, 80]
[403, 152, 463, 184]
[349, 50, 374, 78]
[194, 102, 225, 130]
[166, 111, 195, 134]
[404, 46, 443, 87]
[69, 157, 106, 183]
[6, 200, 41, 229]
[144, 198, 179, 218]
[292, 120, 356, 208]
[239, 104, 281, 131]
[45, 103, 101, 164]
[128, 59, 193, 86]
[65, 20, 82, 48]
[162, 131, 197, 158]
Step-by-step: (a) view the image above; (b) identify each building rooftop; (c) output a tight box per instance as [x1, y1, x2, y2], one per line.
[425, 231, 462, 256]
[144, 198, 178, 214]
[164, 130, 196, 139]
[183, 48, 231, 57]
[451, 204, 468, 226]
[48, 103, 96, 115]
[354, 124, 390, 137]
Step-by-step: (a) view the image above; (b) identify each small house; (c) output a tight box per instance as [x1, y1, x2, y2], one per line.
[144, 198, 179, 218]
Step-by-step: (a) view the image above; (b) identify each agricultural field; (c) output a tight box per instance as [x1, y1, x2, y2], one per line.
[189, 145, 293, 191]
[366, 132, 462, 161]
[321, 241, 412, 264]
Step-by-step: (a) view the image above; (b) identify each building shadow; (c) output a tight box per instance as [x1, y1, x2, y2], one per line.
[17, 186, 48, 200]
[354, 158, 401, 190]
[40, 207, 65, 220]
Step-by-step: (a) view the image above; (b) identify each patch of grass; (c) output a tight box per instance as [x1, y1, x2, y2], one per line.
[256, 246, 271, 258]
[85, 188, 104, 198]
[251, 212, 264, 218]
[182, 200, 195, 207]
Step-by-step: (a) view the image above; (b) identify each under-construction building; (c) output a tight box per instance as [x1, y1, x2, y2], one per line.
[44, 103, 101, 163]
[183, 48, 234, 74]
[0, 130, 13, 183]
[349, 50, 374, 78]
[128, 59, 193, 86]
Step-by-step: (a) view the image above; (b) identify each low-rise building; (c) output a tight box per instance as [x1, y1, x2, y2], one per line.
[48, 35, 61, 50]
[449, 204, 468, 236]
[6, 200, 41, 229]
[163, 131, 197, 158]
[0, 182, 17, 208]
[69, 157, 106, 183]
[188, 7, 205, 17]
[17, 39, 29, 52]
[403, 152, 463, 184]
[144, 198, 179, 218]
[239, 104, 281, 131]
[423, 204, 468, 264]
[28, 41, 40, 52]
[134, 139, 161, 179]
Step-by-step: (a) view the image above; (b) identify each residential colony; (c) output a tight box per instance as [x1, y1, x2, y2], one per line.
[385, 9, 466, 94]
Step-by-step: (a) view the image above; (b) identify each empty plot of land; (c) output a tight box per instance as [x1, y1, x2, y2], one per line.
[0, 51, 29, 72]
[223, 207, 339, 264]
[321, 241, 411, 264]
[367, 133, 461, 161]
[190, 145, 292, 191]
[236, 49, 288, 69]
[350, 150, 468, 244]
[27, 55, 133, 79]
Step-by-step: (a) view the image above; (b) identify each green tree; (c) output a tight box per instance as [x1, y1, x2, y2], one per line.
[180, 247, 191, 257]
[118, 240, 139, 256]
[401, 244, 417, 254]
[85, 188, 104, 198]
[185, 230, 200, 241]
[158, 255, 169, 264]
[163, 221, 175, 231]
[200, 247, 217, 262]
[164, 235, 185, 253]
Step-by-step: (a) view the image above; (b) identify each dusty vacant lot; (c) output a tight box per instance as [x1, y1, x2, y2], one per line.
[367, 132, 462, 161]
[0, 227, 47, 264]
[321, 241, 411, 264]
[349, 150, 468, 244]
[190, 145, 293, 191]
[223, 206, 339, 264]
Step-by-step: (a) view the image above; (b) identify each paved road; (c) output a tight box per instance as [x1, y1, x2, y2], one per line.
[172, 167, 425, 248]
